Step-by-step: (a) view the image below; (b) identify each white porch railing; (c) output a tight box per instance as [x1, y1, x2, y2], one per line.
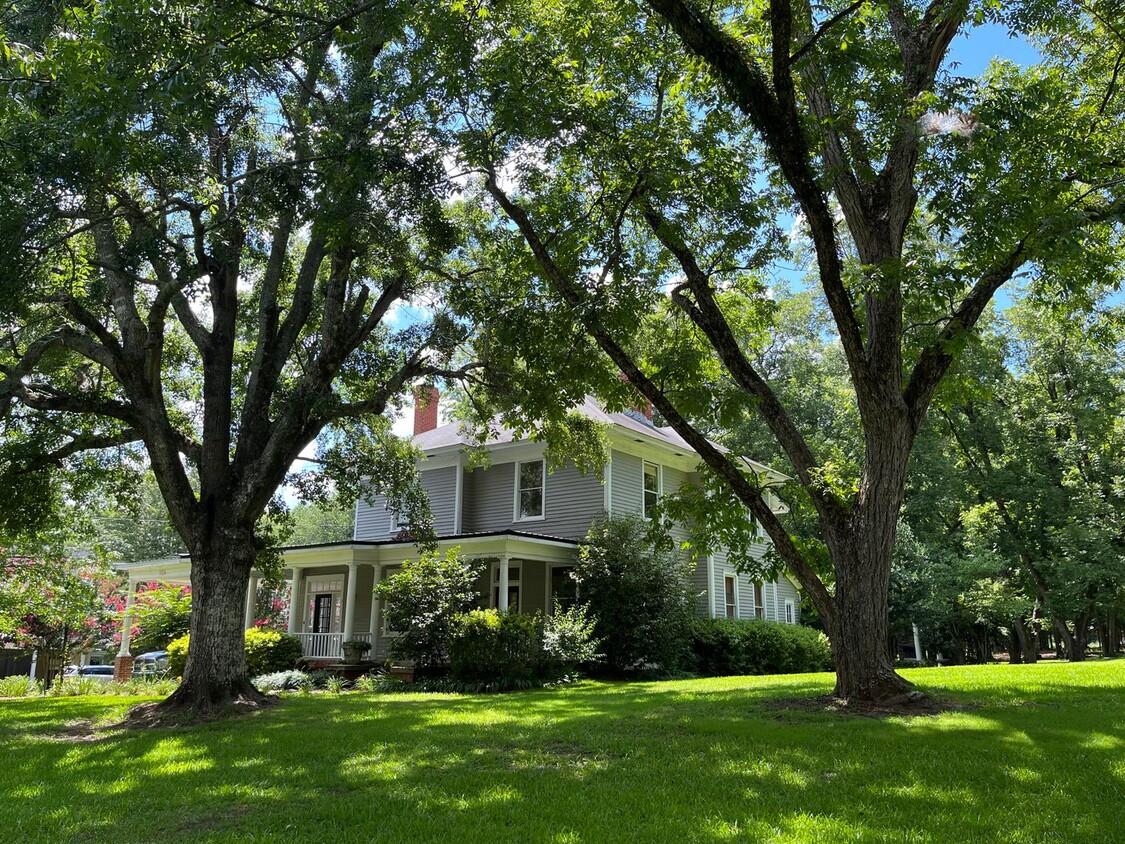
[294, 632, 371, 660]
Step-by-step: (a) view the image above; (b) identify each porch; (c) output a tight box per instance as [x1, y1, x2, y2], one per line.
[115, 531, 581, 668]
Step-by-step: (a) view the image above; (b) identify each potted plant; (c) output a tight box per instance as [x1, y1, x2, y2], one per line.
[340, 639, 372, 665]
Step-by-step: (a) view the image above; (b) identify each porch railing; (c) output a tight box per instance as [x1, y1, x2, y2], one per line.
[294, 632, 372, 660]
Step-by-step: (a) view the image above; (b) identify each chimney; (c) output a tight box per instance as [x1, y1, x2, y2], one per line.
[618, 372, 654, 423]
[413, 386, 440, 436]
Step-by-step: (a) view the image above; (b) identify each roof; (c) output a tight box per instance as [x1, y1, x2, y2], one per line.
[414, 395, 784, 478]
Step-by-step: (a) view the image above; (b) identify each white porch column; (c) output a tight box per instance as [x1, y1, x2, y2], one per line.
[370, 564, 383, 649]
[342, 562, 359, 640]
[498, 555, 510, 612]
[913, 623, 924, 662]
[117, 581, 138, 657]
[244, 574, 259, 631]
[288, 568, 303, 634]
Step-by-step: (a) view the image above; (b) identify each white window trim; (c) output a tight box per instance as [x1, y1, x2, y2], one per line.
[513, 459, 547, 522]
[784, 599, 796, 624]
[643, 461, 662, 519]
[723, 573, 739, 619]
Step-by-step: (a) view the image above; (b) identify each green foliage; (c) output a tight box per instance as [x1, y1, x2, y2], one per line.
[0, 675, 42, 698]
[374, 549, 483, 670]
[324, 675, 347, 694]
[287, 501, 355, 546]
[166, 634, 190, 678]
[48, 676, 180, 697]
[575, 514, 696, 673]
[169, 628, 301, 677]
[243, 628, 303, 676]
[251, 670, 314, 692]
[130, 584, 191, 654]
[0, 555, 121, 668]
[447, 609, 540, 686]
[690, 619, 833, 676]
[541, 604, 600, 671]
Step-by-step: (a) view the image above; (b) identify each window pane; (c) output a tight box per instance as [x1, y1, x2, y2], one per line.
[520, 460, 543, 489]
[551, 566, 577, 612]
[520, 489, 543, 518]
[643, 464, 658, 493]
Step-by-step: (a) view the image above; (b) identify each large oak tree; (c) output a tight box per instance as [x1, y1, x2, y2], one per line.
[445, 0, 1125, 701]
[0, 1, 469, 715]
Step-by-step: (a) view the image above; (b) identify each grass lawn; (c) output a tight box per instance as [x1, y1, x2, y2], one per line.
[1, 661, 1123, 843]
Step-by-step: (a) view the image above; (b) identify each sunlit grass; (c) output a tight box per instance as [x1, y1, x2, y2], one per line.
[1, 661, 1123, 843]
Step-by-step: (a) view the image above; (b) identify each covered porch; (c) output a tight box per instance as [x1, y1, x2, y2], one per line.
[116, 531, 581, 668]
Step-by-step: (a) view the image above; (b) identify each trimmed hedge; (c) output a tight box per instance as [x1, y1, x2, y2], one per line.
[166, 628, 303, 678]
[448, 609, 540, 685]
[691, 619, 832, 676]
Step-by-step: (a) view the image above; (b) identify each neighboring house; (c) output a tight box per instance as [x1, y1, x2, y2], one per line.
[115, 390, 801, 666]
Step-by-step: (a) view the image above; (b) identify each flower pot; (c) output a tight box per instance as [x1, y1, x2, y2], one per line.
[341, 645, 366, 665]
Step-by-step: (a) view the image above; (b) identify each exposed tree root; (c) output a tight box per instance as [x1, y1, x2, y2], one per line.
[122, 690, 276, 729]
[769, 690, 973, 719]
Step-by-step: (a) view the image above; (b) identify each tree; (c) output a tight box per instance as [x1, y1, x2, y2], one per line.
[932, 298, 1125, 660]
[0, 554, 121, 679]
[0, 2, 472, 715]
[443, 0, 1125, 701]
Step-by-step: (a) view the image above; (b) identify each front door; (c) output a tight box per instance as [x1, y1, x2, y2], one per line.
[312, 594, 333, 633]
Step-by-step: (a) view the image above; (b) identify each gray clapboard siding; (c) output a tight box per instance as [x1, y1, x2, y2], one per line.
[463, 460, 603, 540]
[775, 576, 801, 623]
[421, 466, 458, 535]
[609, 451, 643, 516]
[354, 493, 393, 540]
[691, 555, 711, 617]
[354, 465, 458, 539]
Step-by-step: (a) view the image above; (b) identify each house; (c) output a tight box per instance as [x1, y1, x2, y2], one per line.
[114, 390, 801, 672]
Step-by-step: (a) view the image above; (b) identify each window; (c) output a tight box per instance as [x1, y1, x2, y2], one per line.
[643, 462, 661, 519]
[785, 600, 795, 624]
[550, 566, 577, 613]
[724, 575, 737, 619]
[516, 460, 545, 520]
[492, 564, 521, 611]
[754, 582, 765, 619]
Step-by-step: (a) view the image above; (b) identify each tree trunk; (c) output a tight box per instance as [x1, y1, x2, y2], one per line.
[1012, 617, 1037, 664]
[158, 533, 265, 716]
[1053, 618, 1086, 662]
[1009, 621, 1024, 664]
[826, 465, 914, 703]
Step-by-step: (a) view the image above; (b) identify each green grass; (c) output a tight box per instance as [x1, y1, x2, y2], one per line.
[1, 661, 1123, 843]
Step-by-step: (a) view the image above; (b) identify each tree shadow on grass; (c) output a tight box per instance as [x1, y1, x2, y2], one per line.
[2, 672, 1123, 843]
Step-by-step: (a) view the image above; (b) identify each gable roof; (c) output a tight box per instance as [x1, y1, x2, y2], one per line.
[413, 395, 785, 479]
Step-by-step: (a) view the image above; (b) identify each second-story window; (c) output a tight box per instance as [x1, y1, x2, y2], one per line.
[516, 459, 545, 520]
[643, 461, 661, 519]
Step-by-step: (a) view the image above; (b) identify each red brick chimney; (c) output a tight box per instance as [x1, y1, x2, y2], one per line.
[413, 386, 440, 436]
[618, 372, 654, 422]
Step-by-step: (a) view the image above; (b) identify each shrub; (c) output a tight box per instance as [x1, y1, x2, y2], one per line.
[576, 514, 696, 673]
[252, 670, 313, 692]
[375, 549, 482, 670]
[166, 628, 301, 678]
[324, 675, 346, 694]
[448, 609, 540, 686]
[244, 628, 303, 676]
[0, 675, 42, 697]
[690, 619, 832, 676]
[541, 604, 600, 673]
[167, 633, 190, 677]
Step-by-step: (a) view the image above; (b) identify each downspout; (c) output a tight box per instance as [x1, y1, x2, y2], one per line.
[706, 553, 716, 618]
